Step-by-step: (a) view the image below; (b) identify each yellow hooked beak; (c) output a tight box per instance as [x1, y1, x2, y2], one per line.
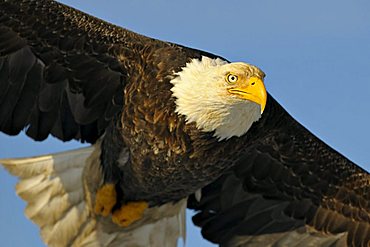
[227, 77, 267, 113]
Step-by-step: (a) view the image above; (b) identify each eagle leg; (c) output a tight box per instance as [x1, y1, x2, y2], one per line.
[94, 124, 125, 216]
[112, 201, 149, 227]
[94, 183, 117, 216]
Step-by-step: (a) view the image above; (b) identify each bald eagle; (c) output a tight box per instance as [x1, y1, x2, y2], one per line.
[1, 1, 369, 247]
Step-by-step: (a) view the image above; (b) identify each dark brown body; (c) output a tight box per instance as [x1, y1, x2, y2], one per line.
[100, 45, 249, 204]
[1, 1, 370, 246]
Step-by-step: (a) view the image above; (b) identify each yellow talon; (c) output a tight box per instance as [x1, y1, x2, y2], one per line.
[94, 184, 117, 216]
[112, 201, 149, 227]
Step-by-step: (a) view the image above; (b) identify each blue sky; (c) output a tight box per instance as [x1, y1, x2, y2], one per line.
[1, 0, 370, 246]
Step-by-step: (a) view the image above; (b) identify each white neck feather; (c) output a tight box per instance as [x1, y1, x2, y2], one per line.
[170, 56, 261, 140]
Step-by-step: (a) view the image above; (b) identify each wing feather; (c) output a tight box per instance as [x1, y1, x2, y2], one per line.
[189, 97, 370, 247]
[0, 0, 158, 143]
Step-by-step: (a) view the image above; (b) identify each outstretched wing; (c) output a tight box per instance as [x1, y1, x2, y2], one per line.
[0, 0, 203, 143]
[189, 96, 370, 247]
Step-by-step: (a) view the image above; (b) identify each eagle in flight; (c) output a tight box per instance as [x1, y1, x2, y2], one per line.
[0, 0, 369, 246]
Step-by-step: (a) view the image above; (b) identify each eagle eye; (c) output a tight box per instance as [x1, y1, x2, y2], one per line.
[226, 74, 238, 84]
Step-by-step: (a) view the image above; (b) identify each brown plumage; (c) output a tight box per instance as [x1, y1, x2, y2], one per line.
[0, 0, 369, 246]
[188, 98, 370, 246]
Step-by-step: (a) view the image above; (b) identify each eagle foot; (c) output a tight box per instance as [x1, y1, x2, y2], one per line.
[112, 201, 149, 227]
[94, 184, 117, 216]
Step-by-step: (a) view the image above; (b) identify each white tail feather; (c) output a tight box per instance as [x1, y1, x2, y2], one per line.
[1, 147, 95, 247]
[1, 146, 187, 247]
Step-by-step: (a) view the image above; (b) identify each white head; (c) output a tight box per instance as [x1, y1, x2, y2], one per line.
[170, 56, 267, 140]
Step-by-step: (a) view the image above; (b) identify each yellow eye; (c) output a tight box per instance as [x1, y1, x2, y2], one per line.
[226, 74, 238, 84]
